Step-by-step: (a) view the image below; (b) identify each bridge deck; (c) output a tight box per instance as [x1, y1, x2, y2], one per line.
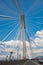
[0, 59, 43, 65]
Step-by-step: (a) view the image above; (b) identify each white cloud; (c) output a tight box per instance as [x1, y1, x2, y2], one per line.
[34, 30, 43, 46]
[0, 30, 43, 60]
[0, 55, 6, 60]
[35, 30, 43, 38]
[0, 40, 33, 59]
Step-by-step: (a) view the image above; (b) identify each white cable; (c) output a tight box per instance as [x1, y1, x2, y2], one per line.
[2, 23, 19, 42]
[29, 22, 41, 30]
[0, 15, 18, 20]
[13, 0, 22, 13]
[0, 2, 19, 16]
[16, 25, 21, 40]
[0, 21, 15, 27]
[31, 21, 43, 25]
[29, 17, 43, 19]
[26, 0, 39, 16]
[9, 22, 20, 40]
[0, 23, 15, 40]
[26, 29, 39, 47]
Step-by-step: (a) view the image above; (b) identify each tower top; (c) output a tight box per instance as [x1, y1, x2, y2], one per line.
[21, 14, 26, 29]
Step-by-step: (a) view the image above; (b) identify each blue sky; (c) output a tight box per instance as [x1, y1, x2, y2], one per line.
[0, 0, 43, 41]
[0, 0, 43, 59]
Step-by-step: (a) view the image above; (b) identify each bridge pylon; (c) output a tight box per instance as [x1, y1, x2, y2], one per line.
[21, 14, 26, 59]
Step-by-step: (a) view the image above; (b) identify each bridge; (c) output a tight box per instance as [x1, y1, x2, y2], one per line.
[0, 0, 43, 65]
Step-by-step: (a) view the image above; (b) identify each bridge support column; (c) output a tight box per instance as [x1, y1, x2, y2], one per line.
[21, 14, 26, 59]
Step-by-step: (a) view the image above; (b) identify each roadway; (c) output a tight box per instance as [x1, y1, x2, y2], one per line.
[0, 59, 43, 65]
[22, 59, 43, 65]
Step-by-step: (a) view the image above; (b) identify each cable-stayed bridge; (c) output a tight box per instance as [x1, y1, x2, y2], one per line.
[0, 0, 43, 65]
